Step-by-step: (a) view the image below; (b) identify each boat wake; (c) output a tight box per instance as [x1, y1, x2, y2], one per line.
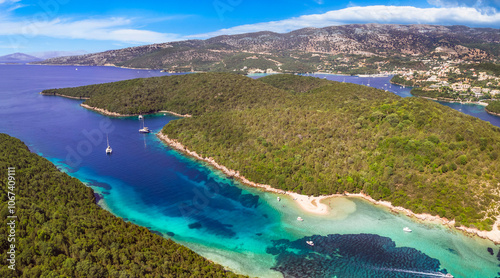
[374, 267, 452, 277]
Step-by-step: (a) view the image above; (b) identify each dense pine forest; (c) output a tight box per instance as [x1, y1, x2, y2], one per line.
[0, 133, 245, 277]
[43, 73, 500, 231]
[41, 73, 289, 115]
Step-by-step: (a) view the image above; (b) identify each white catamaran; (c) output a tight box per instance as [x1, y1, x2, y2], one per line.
[106, 134, 112, 154]
[139, 117, 150, 133]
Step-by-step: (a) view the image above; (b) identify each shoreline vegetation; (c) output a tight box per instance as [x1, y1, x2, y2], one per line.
[81, 103, 193, 118]
[40, 95, 193, 118]
[486, 110, 500, 117]
[418, 96, 489, 107]
[0, 133, 244, 277]
[485, 101, 500, 116]
[42, 72, 500, 245]
[157, 131, 327, 214]
[40, 91, 90, 100]
[409, 87, 500, 113]
[157, 131, 500, 244]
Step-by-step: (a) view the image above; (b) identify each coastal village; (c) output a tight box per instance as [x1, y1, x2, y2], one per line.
[390, 61, 500, 103]
[244, 55, 500, 105]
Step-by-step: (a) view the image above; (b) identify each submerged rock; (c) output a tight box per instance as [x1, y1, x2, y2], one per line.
[267, 233, 449, 278]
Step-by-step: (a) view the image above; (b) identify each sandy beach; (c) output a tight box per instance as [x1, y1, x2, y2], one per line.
[157, 131, 500, 244]
[157, 132, 329, 214]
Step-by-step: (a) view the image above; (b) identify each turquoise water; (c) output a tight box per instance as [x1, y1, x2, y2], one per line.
[1, 65, 500, 277]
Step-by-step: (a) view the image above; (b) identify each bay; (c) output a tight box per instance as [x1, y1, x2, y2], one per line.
[1, 65, 500, 277]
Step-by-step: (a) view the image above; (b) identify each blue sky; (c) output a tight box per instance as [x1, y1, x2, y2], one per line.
[0, 0, 499, 56]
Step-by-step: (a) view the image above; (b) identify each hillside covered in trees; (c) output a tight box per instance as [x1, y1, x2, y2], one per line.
[43, 73, 500, 231]
[486, 100, 500, 114]
[41, 73, 288, 115]
[0, 133, 244, 277]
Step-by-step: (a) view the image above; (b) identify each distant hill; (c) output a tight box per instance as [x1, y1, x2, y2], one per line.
[38, 24, 500, 73]
[0, 52, 42, 63]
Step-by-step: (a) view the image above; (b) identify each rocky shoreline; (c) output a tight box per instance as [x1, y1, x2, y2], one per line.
[485, 108, 500, 117]
[40, 92, 90, 100]
[80, 104, 135, 117]
[157, 131, 500, 244]
[80, 104, 193, 118]
[39, 93, 193, 118]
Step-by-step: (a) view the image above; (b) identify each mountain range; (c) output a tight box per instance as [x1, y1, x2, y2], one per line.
[37, 24, 500, 73]
[0, 53, 42, 63]
[0, 51, 88, 63]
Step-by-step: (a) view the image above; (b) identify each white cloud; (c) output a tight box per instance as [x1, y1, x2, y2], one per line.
[428, 0, 499, 8]
[0, 0, 183, 45]
[0, 3, 499, 48]
[0, 17, 182, 44]
[189, 5, 500, 39]
[427, 0, 499, 13]
[7, 4, 26, 12]
[0, 0, 20, 4]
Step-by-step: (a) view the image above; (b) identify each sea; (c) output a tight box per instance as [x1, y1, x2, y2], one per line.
[1, 65, 500, 277]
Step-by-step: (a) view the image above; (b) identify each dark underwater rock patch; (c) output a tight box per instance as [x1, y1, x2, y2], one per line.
[188, 222, 202, 229]
[266, 233, 448, 278]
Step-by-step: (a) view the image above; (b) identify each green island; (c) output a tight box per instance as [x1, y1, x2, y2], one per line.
[42, 73, 500, 231]
[0, 133, 244, 277]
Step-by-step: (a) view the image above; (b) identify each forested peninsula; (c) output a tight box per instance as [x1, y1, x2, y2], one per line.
[42, 73, 500, 232]
[486, 100, 500, 115]
[0, 133, 245, 277]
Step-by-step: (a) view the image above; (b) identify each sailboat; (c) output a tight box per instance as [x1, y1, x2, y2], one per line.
[106, 134, 112, 154]
[139, 117, 150, 133]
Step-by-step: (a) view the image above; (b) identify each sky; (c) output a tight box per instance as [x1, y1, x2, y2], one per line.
[0, 0, 499, 56]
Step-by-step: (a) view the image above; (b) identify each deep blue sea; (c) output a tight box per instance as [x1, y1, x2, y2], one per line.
[2, 65, 500, 277]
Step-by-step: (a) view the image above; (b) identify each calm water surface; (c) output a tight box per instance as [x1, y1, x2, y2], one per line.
[2, 65, 500, 277]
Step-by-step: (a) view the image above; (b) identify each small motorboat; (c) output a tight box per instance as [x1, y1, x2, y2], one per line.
[138, 115, 143, 120]
[277, 197, 281, 202]
[403, 227, 412, 233]
[306, 241, 314, 246]
[297, 217, 303, 221]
